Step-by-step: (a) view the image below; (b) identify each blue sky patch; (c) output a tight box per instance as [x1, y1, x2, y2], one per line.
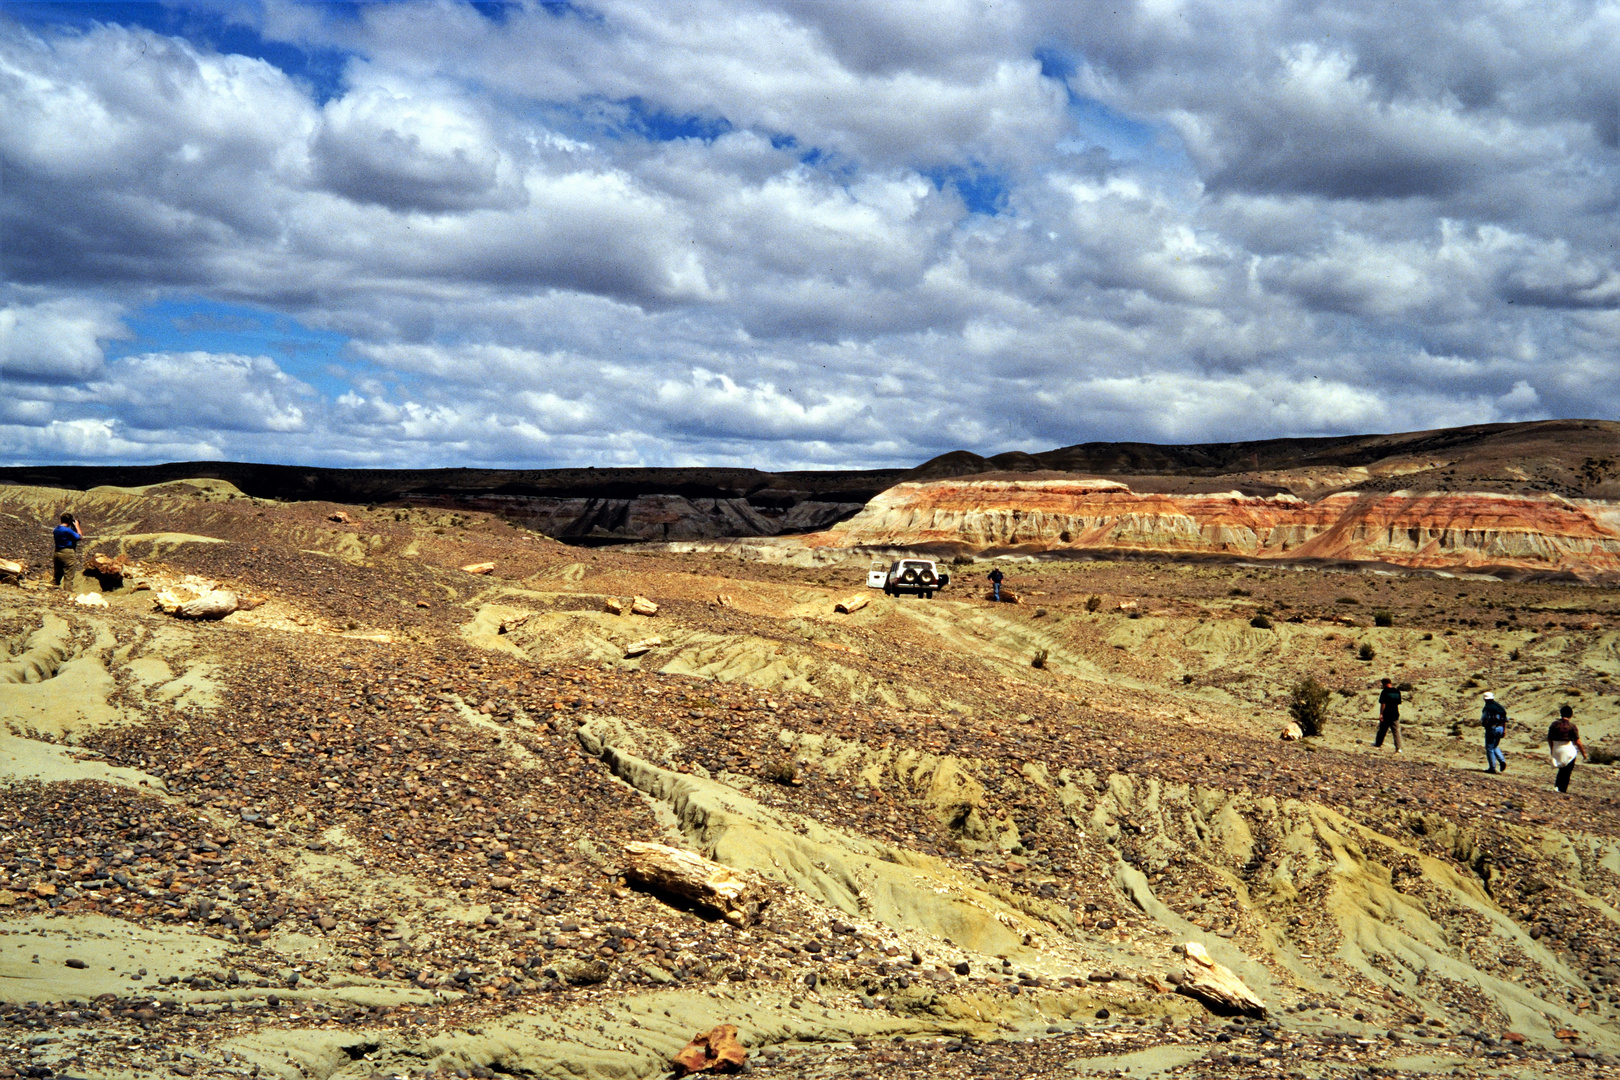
[924, 165, 1008, 216]
[5, 1, 352, 101]
[113, 298, 354, 399]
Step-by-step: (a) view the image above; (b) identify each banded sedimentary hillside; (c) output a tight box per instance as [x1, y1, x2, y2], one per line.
[815, 479, 1620, 578]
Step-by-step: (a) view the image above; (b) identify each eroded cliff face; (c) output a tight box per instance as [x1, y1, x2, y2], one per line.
[816, 479, 1620, 576]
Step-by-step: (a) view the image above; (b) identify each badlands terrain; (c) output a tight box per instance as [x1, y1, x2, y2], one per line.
[2, 457, 1620, 1078]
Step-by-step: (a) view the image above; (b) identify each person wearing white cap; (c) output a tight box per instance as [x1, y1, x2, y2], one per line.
[1481, 692, 1508, 773]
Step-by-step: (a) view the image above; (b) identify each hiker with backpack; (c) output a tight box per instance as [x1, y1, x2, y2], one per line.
[1481, 692, 1508, 773]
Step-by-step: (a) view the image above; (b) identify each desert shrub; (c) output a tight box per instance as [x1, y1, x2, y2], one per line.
[1229, 587, 1251, 597]
[1358, 643, 1376, 661]
[1421, 632, 1433, 641]
[952, 555, 973, 565]
[1337, 687, 1356, 698]
[1128, 611, 1141, 619]
[1289, 676, 1330, 737]
[1589, 746, 1620, 766]
[1182, 673, 1194, 684]
[1508, 648, 1520, 661]
[1031, 649, 1049, 669]
[1250, 614, 1273, 629]
[1335, 597, 1359, 605]
[1373, 610, 1393, 627]
[1085, 594, 1102, 612]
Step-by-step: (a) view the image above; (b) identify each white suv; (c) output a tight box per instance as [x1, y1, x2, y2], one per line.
[867, 558, 950, 598]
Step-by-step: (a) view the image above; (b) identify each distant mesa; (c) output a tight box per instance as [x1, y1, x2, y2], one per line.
[2, 419, 1618, 573]
[812, 477, 1620, 580]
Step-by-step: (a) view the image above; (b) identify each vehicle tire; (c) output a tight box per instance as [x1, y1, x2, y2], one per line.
[919, 570, 937, 586]
[900, 567, 918, 584]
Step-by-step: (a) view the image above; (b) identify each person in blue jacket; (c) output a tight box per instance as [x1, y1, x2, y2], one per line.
[987, 566, 1004, 601]
[1481, 692, 1508, 773]
[52, 512, 82, 589]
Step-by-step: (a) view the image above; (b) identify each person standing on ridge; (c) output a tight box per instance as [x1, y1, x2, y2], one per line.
[1374, 677, 1402, 753]
[987, 566, 1004, 602]
[1547, 703, 1587, 794]
[1481, 692, 1508, 773]
[52, 512, 82, 590]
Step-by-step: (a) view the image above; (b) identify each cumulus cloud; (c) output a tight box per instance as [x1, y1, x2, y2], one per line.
[0, 297, 126, 381]
[2, 0, 1619, 469]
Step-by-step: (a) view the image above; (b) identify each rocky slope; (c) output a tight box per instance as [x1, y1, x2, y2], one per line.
[813, 479, 1620, 579]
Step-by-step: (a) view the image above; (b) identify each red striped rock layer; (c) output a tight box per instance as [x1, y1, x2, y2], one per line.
[814, 479, 1620, 576]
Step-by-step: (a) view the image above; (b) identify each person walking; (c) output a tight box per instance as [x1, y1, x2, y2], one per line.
[987, 566, 1004, 602]
[52, 512, 82, 590]
[1547, 704, 1587, 794]
[1481, 692, 1508, 773]
[1374, 677, 1402, 753]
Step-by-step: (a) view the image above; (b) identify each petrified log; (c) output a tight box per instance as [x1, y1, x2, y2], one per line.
[672, 1023, 747, 1075]
[631, 595, 659, 616]
[834, 595, 869, 614]
[622, 842, 765, 926]
[175, 590, 239, 620]
[461, 562, 496, 575]
[603, 597, 626, 615]
[0, 558, 22, 585]
[624, 636, 662, 658]
[83, 552, 128, 588]
[1176, 941, 1265, 1016]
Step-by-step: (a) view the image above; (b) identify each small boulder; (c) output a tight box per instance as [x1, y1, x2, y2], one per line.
[0, 558, 23, 585]
[1281, 721, 1304, 741]
[834, 595, 870, 614]
[328, 511, 351, 523]
[73, 592, 108, 607]
[461, 562, 496, 575]
[631, 595, 659, 616]
[603, 597, 626, 615]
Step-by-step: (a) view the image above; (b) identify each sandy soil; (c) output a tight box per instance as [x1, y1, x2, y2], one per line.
[1, 479, 1619, 1079]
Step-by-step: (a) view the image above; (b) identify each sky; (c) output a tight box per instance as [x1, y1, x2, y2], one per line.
[3, 1, 1619, 471]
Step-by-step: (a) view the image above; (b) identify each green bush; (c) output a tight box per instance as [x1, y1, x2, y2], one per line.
[1373, 610, 1393, 627]
[1085, 594, 1102, 612]
[1250, 614, 1273, 629]
[1358, 643, 1376, 662]
[1289, 676, 1331, 737]
[1031, 649, 1049, 669]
